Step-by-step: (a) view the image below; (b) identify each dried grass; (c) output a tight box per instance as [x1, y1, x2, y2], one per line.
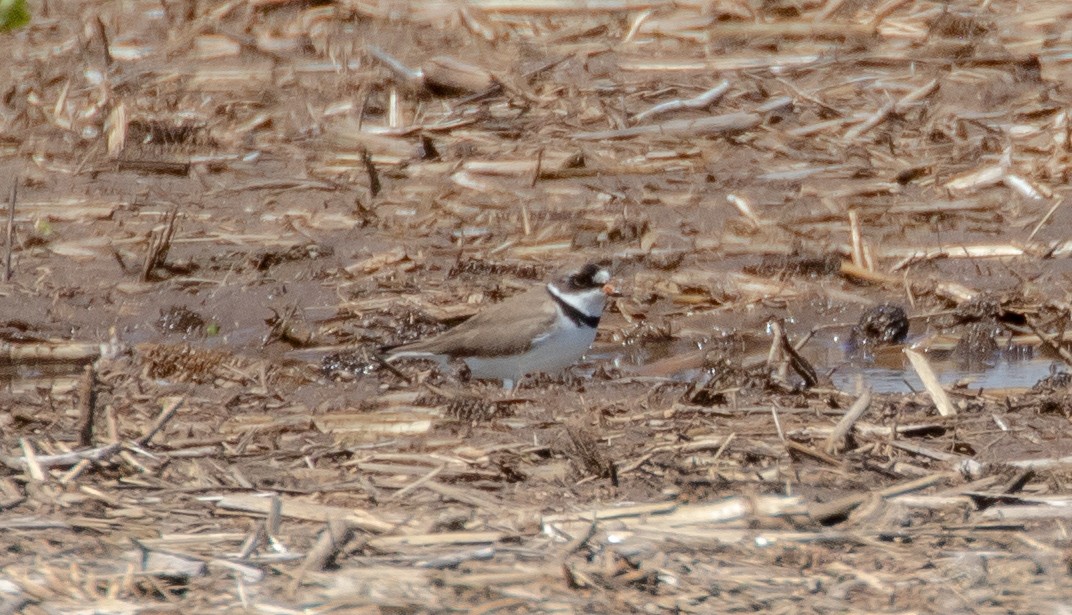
[2, 0, 1072, 612]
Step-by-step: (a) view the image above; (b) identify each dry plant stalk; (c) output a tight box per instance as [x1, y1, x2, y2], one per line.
[18, 438, 45, 481]
[824, 388, 872, 455]
[574, 112, 761, 140]
[0, 443, 122, 471]
[849, 210, 865, 269]
[768, 319, 818, 388]
[633, 80, 729, 122]
[77, 365, 97, 447]
[1023, 316, 1072, 367]
[808, 473, 953, 524]
[105, 103, 127, 157]
[4, 178, 16, 282]
[141, 208, 179, 282]
[136, 397, 185, 446]
[904, 349, 956, 417]
[421, 56, 496, 94]
[0, 341, 109, 364]
[362, 149, 381, 197]
[288, 519, 359, 595]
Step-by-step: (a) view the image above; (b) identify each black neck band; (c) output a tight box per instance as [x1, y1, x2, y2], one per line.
[549, 289, 600, 329]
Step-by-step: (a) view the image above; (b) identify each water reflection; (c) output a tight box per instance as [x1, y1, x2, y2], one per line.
[603, 330, 1064, 394]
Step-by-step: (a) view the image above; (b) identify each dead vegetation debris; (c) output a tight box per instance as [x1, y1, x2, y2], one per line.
[3, 0, 1072, 612]
[447, 257, 546, 281]
[749, 249, 842, 279]
[138, 343, 235, 383]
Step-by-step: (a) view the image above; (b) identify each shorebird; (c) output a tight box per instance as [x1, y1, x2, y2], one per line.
[384, 263, 613, 389]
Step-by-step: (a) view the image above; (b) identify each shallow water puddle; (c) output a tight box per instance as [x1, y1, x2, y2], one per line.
[828, 358, 1059, 394]
[601, 333, 1065, 395]
[818, 346, 1060, 394]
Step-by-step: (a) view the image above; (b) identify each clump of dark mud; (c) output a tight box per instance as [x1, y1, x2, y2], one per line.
[251, 243, 332, 272]
[1027, 368, 1072, 415]
[929, 292, 1026, 365]
[156, 305, 206, 336]
[345, 306, 448, 349]
[321, 348, 379, 378]
[685, 356, 778, 406]
[952, 292, 1006, 324]
[952, 321, 1003, 367]
[848, 304, 909, 358]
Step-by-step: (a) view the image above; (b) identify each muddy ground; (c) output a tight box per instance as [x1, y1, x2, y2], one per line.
[2, 0, 1072, 612]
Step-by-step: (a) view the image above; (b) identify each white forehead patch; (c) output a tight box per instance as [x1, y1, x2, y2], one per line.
[593, 268, 611, 284]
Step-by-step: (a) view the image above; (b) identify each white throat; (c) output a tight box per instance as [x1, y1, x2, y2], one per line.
[546, 283, 606, 322]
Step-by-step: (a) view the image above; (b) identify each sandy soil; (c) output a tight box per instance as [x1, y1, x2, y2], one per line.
[2, 0, 1072, 612]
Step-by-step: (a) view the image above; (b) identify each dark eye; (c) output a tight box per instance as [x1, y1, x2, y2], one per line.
[569, 264, 603, 289]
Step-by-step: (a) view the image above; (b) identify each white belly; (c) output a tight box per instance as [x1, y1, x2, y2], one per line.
[462, 326, 597, 385]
